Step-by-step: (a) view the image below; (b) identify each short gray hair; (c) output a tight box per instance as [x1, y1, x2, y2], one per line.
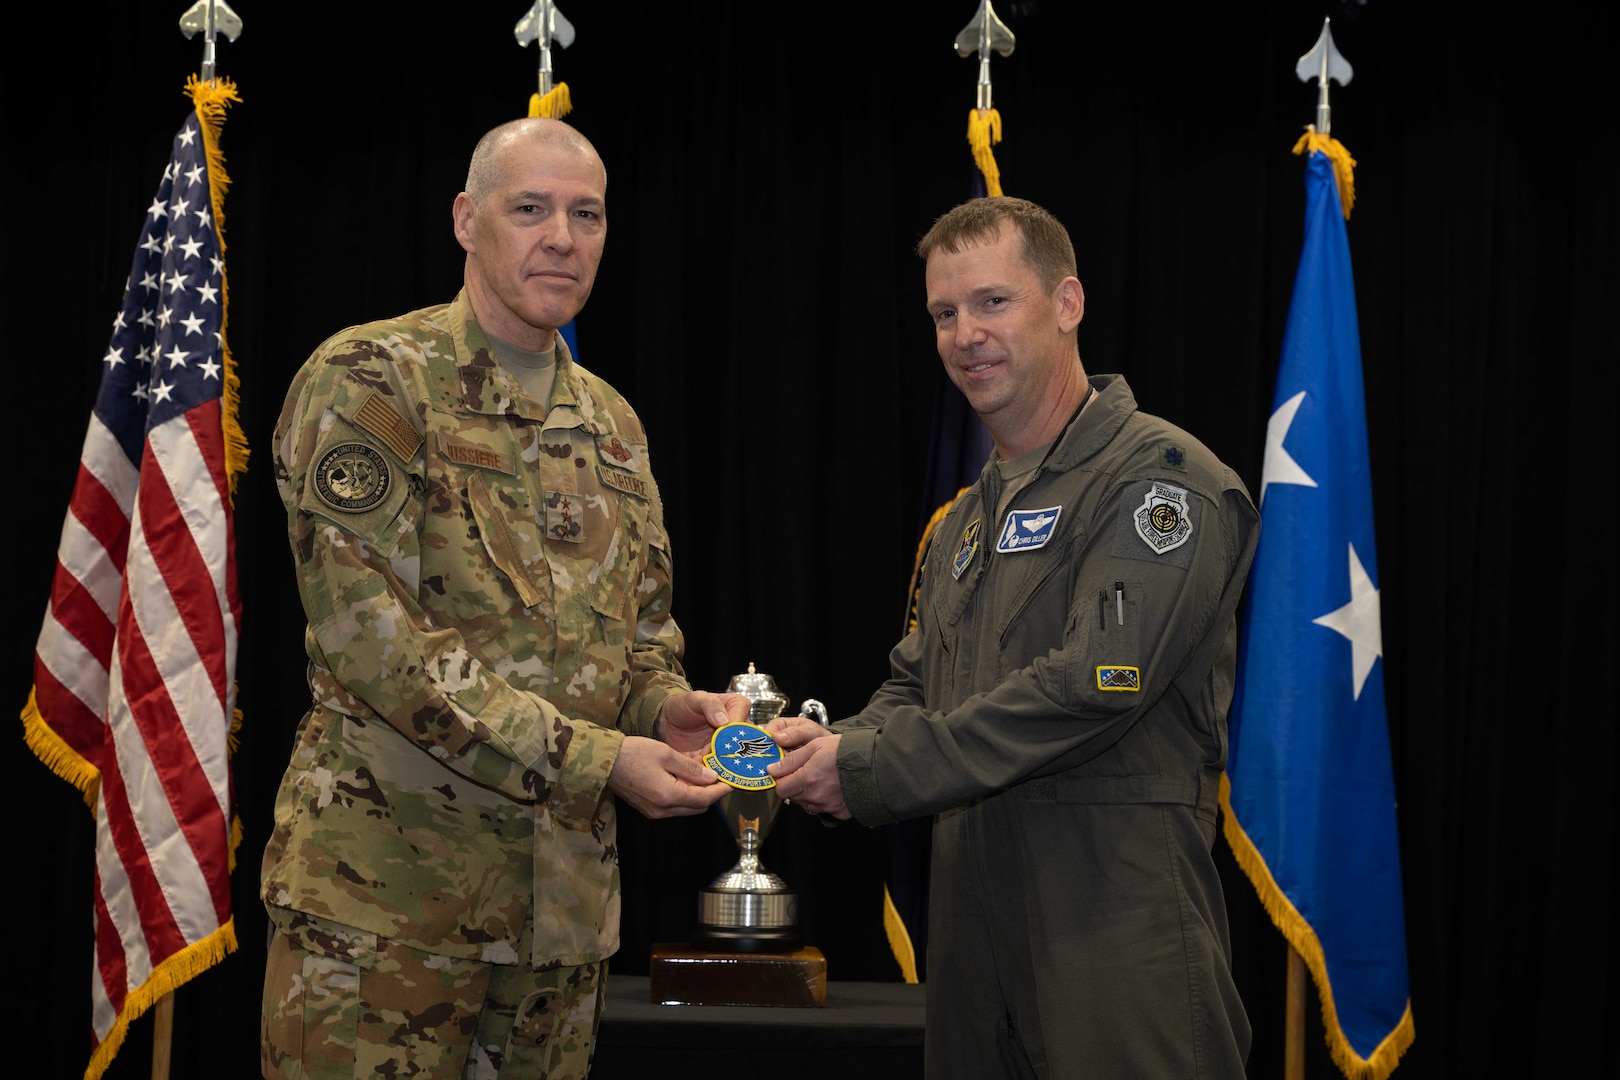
[463, 118, 606, 204]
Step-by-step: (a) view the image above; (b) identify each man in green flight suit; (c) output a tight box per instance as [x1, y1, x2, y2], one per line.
[767, 196, 1257, 1078]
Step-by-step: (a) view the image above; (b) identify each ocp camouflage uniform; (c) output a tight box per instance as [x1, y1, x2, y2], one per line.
[261, 290, 688, 1077]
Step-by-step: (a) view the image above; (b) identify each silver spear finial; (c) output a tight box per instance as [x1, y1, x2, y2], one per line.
[515, 1, 577, 100]
[954, 0, 1016, 112]
[1295, 17, 1353, 135]
[178, 0, 242, 84]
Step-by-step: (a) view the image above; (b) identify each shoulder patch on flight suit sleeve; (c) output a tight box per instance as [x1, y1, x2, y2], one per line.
[1112, 480, 1198, 568]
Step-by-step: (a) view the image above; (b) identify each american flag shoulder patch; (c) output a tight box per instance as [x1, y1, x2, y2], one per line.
[353, 388, 423, 462]
[1096, 666, 1141, 691]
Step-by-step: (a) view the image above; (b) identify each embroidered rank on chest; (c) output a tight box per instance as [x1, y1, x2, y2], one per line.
[544, 490, 586, 543]
[1133, 481, 1193, 553]
[997, 506, 1062, 553]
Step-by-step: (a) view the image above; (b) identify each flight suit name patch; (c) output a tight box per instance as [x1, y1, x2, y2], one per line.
[997, 506, 1062, 553]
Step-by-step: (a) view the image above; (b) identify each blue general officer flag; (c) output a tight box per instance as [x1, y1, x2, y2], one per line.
[1221, 136, 1414, 1080]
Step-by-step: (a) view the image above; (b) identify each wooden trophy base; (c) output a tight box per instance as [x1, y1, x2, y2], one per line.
[648, 942, 827, 1007]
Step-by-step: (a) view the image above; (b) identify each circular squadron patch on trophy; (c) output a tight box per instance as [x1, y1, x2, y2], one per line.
[314, 443, 391, 512]
[704, 721, 782, 790]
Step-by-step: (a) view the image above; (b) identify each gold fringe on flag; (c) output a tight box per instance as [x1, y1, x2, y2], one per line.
[87, 918, 240, 1080]
[967, 108, 1004, 197]
[186, 74, 249, 496]
[882, 885, 920, 984]
[187, 73, 248, 873]
[530, 82, 573, 119]
[20, 687, 100, 810]
[1220, 773, 1414, 1080]
[1293, 127, 1356, 219]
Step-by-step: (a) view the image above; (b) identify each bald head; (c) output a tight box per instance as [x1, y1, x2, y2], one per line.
[453, 117, 609, 351]
[464, 117, 606, 206]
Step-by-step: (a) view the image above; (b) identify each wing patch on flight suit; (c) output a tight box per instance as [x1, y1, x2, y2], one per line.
[997, 506, 1062, 553]
[1096, 665, 1142, 691]
[952, 518, 983, 579]
[314, 443, 391, 512]
[1132, 482, 1193, 554]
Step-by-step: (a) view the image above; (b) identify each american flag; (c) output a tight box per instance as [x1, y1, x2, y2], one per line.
[22, 77, 244, 1080]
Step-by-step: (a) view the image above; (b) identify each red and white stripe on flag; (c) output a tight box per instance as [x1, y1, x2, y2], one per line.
[21, 76, 244, 1080]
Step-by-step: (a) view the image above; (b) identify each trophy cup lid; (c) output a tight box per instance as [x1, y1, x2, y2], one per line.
[728, 662, 787, 704]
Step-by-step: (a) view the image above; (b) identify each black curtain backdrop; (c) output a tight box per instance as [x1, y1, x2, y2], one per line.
[8, 2, 1616, 1078]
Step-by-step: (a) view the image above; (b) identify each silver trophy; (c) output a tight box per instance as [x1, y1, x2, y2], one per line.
[692, 663, 828, 952]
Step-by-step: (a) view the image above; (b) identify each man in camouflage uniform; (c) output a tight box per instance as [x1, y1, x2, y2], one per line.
[260, 117, 746, 1080]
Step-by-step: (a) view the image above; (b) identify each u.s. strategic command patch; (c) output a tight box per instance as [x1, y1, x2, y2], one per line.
[952, 518, 983, 580]
[314, 443, 390, 512]
[704, 722, 783, 790]
[1097, 665, 1142, 691]
[1133, 481, 1193, 554]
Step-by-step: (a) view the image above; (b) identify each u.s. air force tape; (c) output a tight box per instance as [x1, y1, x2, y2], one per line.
[314, 443, 391, 512]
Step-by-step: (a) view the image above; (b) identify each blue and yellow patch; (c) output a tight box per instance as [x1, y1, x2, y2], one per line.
[1096, 666, 1141, 692]
[704, 722, 782, 790]
[997, 505, 1062, 553]
[952, 518, 983, 580]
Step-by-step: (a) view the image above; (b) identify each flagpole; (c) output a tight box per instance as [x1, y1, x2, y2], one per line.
[515, 0, 576, 118]
[150, 994, 174, 1080]
[1279, 26, 1352, 1080]
[1286, 945, 1306, 1080]
[954, 0, 1015, 197]
[152, 7, 243, 1080]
